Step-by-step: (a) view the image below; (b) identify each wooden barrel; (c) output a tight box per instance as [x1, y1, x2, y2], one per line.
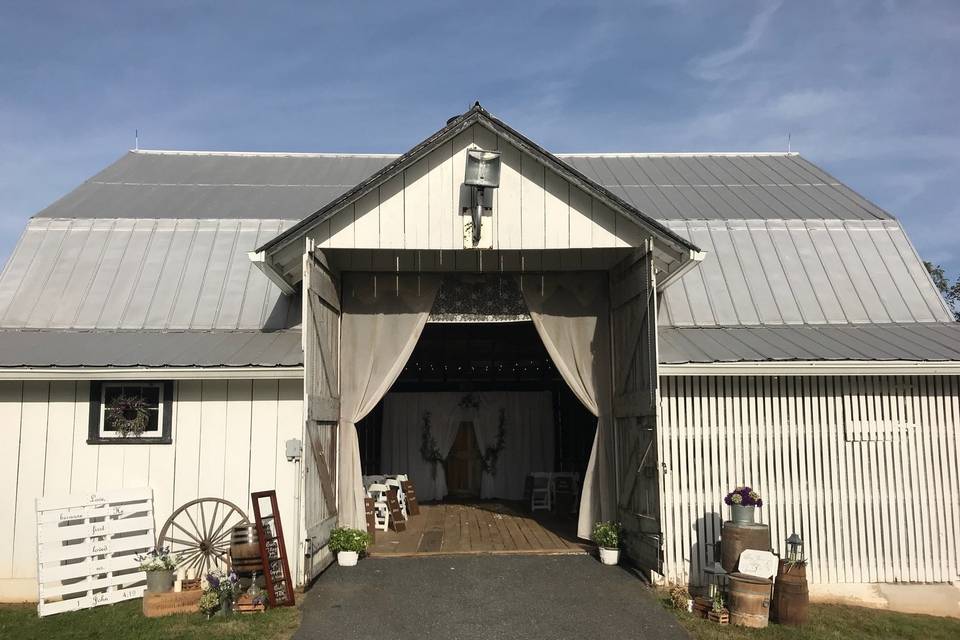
[728, 572, 773, 628]
[720, 521, 770, 573]
[229, 525, 262, 574]
[772, 560, 809, 626]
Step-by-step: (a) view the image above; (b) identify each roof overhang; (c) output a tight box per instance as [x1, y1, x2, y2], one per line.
[0, 366, 304, 381]
[252, 103, 702, 289]
[659, 360, 960, 376]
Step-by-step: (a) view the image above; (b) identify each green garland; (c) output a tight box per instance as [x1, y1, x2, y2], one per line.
[420, 412, 444, 479]
[479, 408, 507, 476]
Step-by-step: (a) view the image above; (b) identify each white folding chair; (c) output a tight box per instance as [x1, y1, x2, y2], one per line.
[366, 483, 390, 532]
[530, 472, 552, 512]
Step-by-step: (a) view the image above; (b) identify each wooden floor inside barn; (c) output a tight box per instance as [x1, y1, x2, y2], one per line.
[368, 502, 590, 556]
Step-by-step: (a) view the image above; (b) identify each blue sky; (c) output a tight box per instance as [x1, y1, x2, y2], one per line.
[1, 1, 958, 274]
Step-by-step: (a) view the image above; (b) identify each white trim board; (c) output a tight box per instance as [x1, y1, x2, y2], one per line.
[0, 367, 304, 381]
[659, 361, 960, 376]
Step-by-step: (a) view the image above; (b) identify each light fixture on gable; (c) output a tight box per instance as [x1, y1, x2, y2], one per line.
[464, 147, 501, 243]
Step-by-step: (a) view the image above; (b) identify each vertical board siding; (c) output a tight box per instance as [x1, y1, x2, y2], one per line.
[321, 123, 645, 251]
[658, 375, 960, 587]
[0, 378, 303, 599]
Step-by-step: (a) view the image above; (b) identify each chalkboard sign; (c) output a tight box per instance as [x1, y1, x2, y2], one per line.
[251, 490, 295, 607]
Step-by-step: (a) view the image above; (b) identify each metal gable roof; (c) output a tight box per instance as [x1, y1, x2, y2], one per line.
[659, 323, 960, 364]
[0, 218, 300, 331]
[657, 219, 954, 326]
[32, 150, 891, 223]
[4, 112, 956, 368]
[0, 329, 302, 367]
[35, 150, 397, 221]
[562, 154, 891, 221]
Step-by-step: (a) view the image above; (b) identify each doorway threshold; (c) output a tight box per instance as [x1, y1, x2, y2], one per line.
[367, 502, 590, 557]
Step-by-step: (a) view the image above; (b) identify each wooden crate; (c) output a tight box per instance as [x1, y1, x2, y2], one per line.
[142, 590, 202, 618]
[708, 609, 730, 625]
[692, 596, 712, 619]
[235, 594, 266, 614]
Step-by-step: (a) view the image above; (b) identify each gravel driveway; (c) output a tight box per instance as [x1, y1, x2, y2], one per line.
[295, 554, 689, 640]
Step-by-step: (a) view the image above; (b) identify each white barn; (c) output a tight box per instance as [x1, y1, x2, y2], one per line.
[1, 104, 958, 601]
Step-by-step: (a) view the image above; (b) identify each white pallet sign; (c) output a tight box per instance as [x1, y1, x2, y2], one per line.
[36, 488, 155, 617]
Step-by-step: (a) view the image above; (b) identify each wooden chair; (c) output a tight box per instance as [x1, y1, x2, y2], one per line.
[530, 472, 552, 512]
[551, 472, 580, 513]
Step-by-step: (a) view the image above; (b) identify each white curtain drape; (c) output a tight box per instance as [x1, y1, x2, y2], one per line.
[520, 272, 615, 539]
[338, 273, 441, 529]
[380, 393, 463, 501]
[381, 391, 554, 501]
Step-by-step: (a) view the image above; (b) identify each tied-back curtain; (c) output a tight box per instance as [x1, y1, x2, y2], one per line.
[380, 393, 463, 501]
[338, 273, 441, 529]
[520, 272, 615, 539]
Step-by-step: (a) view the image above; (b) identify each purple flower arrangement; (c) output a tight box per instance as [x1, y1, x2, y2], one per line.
[724, 486, 763, 508]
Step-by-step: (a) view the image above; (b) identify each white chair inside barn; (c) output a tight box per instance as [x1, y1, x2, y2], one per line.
[366, 483, 390, 532]
[529, 472, 552, 512]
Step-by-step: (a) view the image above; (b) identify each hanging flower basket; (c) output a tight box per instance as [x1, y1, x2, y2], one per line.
[104, 395, 151, 437]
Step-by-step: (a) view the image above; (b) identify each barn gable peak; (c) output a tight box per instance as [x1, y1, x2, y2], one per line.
[252, 104, 703, 289]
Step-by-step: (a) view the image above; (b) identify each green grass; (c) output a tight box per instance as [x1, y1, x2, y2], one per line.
[664, 600, 960, 640]
[0, 599, 300, 640]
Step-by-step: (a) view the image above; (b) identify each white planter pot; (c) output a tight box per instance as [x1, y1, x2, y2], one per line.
[599, 547, 620, 566]
[337, 551, 359, 567]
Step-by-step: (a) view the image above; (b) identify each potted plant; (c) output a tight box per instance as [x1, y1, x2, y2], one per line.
[724, 486, 763, 524]
[198, 569, 241, 618]
[329, 527, 371, 566]
[136, 547, 178, 593]
[592, 521, 621, 565]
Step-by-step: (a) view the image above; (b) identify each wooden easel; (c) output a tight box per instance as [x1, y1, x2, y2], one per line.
[251, 490, 295, 607]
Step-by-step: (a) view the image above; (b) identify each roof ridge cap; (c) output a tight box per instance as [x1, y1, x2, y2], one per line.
[555, 152, 800, 157]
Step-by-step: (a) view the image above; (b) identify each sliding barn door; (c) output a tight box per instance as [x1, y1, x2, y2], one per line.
[609, 241, 662, 574]
[302, 244, 341, 581]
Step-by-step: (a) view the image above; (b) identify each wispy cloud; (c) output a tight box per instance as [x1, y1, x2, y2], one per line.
[690, 0, 783, 80]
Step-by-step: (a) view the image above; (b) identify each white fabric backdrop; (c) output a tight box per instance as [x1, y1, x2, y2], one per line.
[380, 391, 554, 501]
[521, 272, 616, 539]
[337, 273, 441, 529]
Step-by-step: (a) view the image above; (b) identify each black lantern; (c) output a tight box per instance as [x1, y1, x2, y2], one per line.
[786, 533, 804, 564]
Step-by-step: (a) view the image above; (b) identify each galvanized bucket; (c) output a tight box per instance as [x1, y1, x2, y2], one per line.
[731, 504, 756, 525]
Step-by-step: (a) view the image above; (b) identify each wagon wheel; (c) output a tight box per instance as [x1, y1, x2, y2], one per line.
[158, 498, 248, 578]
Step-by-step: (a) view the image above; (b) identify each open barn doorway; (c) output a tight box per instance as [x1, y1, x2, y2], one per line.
[355, 320, 595, 556]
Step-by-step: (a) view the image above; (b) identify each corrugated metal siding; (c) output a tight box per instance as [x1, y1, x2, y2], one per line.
[659, 324, 960, 364]
[0, 218, 300, 330]
[659, 219, 953, 326]
[0, 330, 303, 367]
[659, 375, 960, 586]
